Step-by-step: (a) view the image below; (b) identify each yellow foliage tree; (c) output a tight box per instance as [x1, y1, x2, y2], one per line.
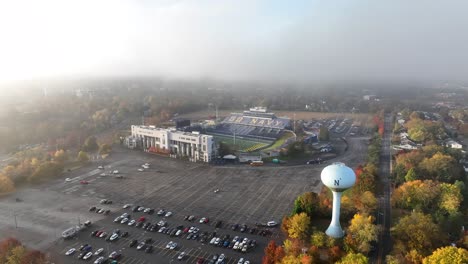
[287, 212, 311, 241]
[345, 213, 379, 254]
[422, 246, 468, 264]
[281, 255, 302, 264]
[0, 174, 15, 194]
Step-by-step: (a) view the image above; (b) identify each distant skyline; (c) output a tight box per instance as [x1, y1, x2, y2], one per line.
[1, 0, 468, 83]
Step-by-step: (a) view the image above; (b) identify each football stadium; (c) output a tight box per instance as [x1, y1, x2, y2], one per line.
[207, 107, 291, 152]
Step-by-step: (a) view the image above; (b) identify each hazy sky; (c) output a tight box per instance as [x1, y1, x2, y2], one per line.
[0, 0, 467, 83]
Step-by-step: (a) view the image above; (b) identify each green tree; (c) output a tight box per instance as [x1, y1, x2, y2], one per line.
[423, 246, 468, 264]
[98, 144, 112, 155]
[292, 192, 319, 217]
[287, 212, 311, 241]
[28, 162, 63, 183]
[391, 212, 445, 255]
[77, 151, 89, 163]
[319, 126, 329, 141]
[345, 213, 379, 254]
[82, 136, 99, 152]
[419, 152, 462, 182]
[337, 252, 368, 264]
[404, 168, 418, 182]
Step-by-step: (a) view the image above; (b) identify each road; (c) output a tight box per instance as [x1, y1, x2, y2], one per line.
[375, 114, 393, 263]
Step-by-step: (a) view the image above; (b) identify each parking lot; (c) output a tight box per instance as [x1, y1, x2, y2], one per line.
[0, 134, 368, 263]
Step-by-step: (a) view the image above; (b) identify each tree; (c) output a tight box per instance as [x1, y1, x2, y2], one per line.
[0, 238, 21, 263]
[54, 149, 68, 164]
[77, 151, 89, 163]
[319, 126, 329, 141]
[82, 136, 99, 152]
[391, 211, 445, 255]
[419, 152, 462, 182]
[20, 250, 47, 264]
[0, 174, 15, 194]
[337, 252, 368, 264]
[437, 183, 463, 215]
[310, 231, 327, 248]
[391, 180, 441, 212]
[28, 162, 64, 183]
[345, 214, 379, 254]
[287, 212, 311, 241]
[281, 255, 302, 264]
[6, 246, 26, 264]
[404, 168, 418, 182]
[98, 144, 112, 155]
[262, 240, 276, 264]
[354, 191, 377, 214]
[292, 192, 319, 217]
[422, 246, 468, 264]
[218, 142, 232, 157]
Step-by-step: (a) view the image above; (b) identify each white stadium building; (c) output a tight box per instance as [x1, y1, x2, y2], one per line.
[126, 125, 215, 162]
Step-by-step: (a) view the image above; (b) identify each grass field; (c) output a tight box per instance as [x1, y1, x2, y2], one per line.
[212, 135, 271, 152]
[262, 131, 296, 152]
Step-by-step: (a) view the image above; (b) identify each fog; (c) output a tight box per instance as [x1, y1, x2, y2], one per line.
[1, 0, 467, 83]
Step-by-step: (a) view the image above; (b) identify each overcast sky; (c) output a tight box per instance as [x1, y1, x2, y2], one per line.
[0, 0, 467, 83]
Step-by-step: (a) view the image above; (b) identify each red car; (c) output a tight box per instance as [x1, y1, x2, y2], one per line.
[183, 227, 190, 233]
[138, 216, 146, 222]
[80, 180, 89, 184]
[197, 258, 205, 264]
[95, 231, 103, 237]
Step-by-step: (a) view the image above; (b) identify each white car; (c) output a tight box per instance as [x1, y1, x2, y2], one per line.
[123, 204, 132, 209]
[166, 241, 174, 249]
[65, 178, 72, 182]
[137, 242, 146, 250]
[144, 163, 150, 166]
[98, 166, 104, 169]
[144, 208, 151, 213]
[267, 221, 278, 227]
[177, 252, 186, 260]
[170, 242, 177, 250]
[210, 237, 217, 244]
[218, 254, 225, 262]
[137, 206, 145, 212]
[175, 230, 182, 236]
[138, 168, 144, 172]
[99, 232, 107, 238]
[94, 256, 105, 264]
[242, 244, 248, 252]
[245, 261, 250, 264]
[199, 217, 207, 223]
[112, 170, 119, 174]
[121, 213, 129, 218]
[109, 233, 119, 241]
[238, 258, 244, 264]
[94, 248, 104, 256]
[65, 248, 76, 255]
[233, 241, 240, 250]
[128, 219, 136, 226]
[83, 252, 93, 260]
[164, 211, 172, 217]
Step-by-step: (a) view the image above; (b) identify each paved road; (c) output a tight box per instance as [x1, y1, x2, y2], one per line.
[375, 114, 392, 263]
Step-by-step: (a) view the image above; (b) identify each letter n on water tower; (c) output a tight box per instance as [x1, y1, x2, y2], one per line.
[334, 180, 340, 186]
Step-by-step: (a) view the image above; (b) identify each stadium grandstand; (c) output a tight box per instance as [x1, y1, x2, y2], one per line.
[207, 107, 291, 141]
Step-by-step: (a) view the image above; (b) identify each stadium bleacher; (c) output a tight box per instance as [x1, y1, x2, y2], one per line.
[207, 109, 290, 141]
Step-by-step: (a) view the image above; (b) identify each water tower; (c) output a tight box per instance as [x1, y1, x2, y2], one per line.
[321, 162, 356, 238]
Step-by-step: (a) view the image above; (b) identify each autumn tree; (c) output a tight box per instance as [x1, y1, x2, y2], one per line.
[422, 246, 468, 264]
[28, 162, 63, 183]
[6, 246, 26, 264]
[391, 180, 440, 212]
[292, 192, 319, 217]
[21, 249, 47, 264]
[0, 238, 21, 263]
[437, 183, 463, 215]
[53, 149, 68, 164]
[287, 212, 311, 241]
[419, 152, 462, 182]
[263, 240, 276, 264]
[310, 231, 327, 248]
[336, 252, 369, 264]
[77, 151, 89, 163]
[345, 213, 379, 254]
[391, 211, 445, 256]
[0, 174, 15, 194]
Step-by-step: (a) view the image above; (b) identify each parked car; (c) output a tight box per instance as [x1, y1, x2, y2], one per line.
[199, 217, 209, 224]
[108, 251, 121, 260]
[94, 256, 105, 264]
[165, 211, 173, 217]
[80, 180, 89, 184]
[267, 221, 278, 227]
[83, 252, 93, 260]
[178, 251, 186, 260]
[65, 248, 76, 255]
[129, 239, 137, 247]
[145, 245, 153, 253]
[136, 242, 146, 250]
[94, 248, 104, 256]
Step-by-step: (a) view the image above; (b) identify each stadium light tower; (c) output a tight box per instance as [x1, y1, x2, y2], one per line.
[321, 162, 356, 238]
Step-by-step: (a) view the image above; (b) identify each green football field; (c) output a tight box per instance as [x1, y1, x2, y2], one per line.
[212, 135, 272, 152]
